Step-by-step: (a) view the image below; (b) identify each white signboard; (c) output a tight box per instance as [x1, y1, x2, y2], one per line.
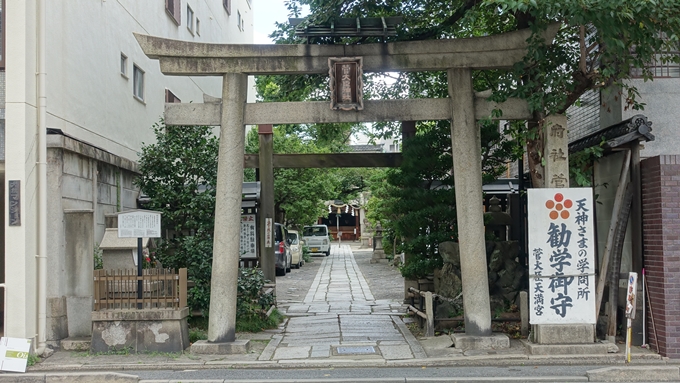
[240, 214, 257, 259]
[625, 272, 638, 319]
[528, 188, 596, 324]
[265, 218, 273, 248]
[118, 210, 161, 238]
[0, 337, 31, 372]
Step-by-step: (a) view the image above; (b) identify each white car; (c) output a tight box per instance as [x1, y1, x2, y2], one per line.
[287, 230, 304, 269]
[302, 225, 331, 257]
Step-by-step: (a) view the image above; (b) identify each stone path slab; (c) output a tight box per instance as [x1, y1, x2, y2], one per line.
[269, 244, 419, 361]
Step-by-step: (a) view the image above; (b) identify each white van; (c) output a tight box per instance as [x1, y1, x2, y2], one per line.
[302, 224, 331, 257]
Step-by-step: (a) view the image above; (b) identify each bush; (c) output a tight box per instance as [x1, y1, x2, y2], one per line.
[237, 268, 275, 320]
[399, 254, 443, 280]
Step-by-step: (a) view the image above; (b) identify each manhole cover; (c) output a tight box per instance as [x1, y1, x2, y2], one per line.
[335, 346, 376, 355]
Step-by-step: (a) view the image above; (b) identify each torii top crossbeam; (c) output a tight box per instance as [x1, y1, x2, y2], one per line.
[134, 24, 558, 75]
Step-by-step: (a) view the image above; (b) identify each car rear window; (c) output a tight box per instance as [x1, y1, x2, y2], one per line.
[303, 226, 327, 236]
[275, 224, 283, 242]
[287, 233, 299, 245]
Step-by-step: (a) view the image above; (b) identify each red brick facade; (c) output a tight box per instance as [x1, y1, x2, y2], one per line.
[641, 155, 680, 358]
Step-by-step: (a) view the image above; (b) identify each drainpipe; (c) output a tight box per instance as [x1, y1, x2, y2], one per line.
[35, 0, 48, 356]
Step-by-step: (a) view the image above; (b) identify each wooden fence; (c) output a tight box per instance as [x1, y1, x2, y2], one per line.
[93, 268, 187, 311]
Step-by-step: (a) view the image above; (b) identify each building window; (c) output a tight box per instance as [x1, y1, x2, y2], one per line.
[630, 51, 680, 78]
[0, 0, 5, 70]
[165, 89, 181, 103]
[223, 0, 231, 15]
[196, 18, 201, 36]
[120, 53, 128, 78]
[237, 11, 242, 31]
[133, 65, 145, 102]
[631, 36, 680, 78]
[165, 0, 181, 25]
[186, 5, 194, 34]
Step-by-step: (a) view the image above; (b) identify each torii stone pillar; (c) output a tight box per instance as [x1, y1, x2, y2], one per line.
[448, 68, 493, 338]
[191, 73, 251, 354]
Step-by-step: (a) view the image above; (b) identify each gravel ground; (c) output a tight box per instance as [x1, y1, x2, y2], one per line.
[351, 246, 404, 302]
[274, 254, 322, 304]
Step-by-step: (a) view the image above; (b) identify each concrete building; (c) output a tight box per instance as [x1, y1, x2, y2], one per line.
[1, 0, 254, 351]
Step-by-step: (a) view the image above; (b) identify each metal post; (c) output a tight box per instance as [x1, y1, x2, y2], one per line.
[259, 125, 276, 282]
[137, 237, 143, 309]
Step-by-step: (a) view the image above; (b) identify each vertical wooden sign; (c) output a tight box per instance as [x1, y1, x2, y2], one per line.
[329, 57, 364, 111]
[544, 114, 569, 188]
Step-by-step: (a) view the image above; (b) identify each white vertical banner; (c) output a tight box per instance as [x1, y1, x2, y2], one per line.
[528, 188, 596, 324]
[265, 218, 273, 248]
[626, 272, 638, 319]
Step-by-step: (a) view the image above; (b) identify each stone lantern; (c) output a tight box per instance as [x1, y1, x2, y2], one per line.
[371, 223, 388, 264]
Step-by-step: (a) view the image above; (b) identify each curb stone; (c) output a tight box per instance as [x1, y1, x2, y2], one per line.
[0, 372, 139, 383]
[586, 365, 680, 382]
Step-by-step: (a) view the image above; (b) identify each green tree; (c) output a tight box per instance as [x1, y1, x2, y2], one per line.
[135, 121, 219, 313]
[245, 127, 340, 228]
[266, 0, 680, 186]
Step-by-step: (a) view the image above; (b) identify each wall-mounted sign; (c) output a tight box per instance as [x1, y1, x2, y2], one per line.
[329, 57, 364, 111]
[240, 214, 257, 259]
[8, 180, 20, 226]
[265, 218, 273, 248]
[117, 210, 162, 238]
[528, 188, 596, 325]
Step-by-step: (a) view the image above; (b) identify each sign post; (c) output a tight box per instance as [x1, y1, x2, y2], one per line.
[240, 214, 257, 259]
[625, 272, 638, 363]
[117, 210, 162, 308]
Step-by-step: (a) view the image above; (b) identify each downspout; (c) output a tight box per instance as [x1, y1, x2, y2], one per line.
[35, 0, 48, 355]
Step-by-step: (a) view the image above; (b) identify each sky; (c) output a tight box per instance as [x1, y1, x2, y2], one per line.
[253, 1, 304, 44]
[250, 1, 378, 145]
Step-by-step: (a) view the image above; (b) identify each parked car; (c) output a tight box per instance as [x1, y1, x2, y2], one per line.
[287, 230, 303, 269]
[275, 223, 292, 276]
[302, 224, 331, 257]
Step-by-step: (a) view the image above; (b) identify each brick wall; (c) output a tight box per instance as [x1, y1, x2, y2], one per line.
[641, 155, 680, 358]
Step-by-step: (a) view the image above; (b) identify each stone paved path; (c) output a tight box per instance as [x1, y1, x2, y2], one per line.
[262, 244, 426, 361]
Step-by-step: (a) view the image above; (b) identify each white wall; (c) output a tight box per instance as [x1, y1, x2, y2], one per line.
[623, 78, 680, 158]
[5, 0, 39, 340]
[599, 78, 680, 158]
[4, 0, 254, 342]
[45, 0, 254, 160]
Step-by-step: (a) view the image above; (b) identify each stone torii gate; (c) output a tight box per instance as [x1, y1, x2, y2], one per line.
[136, 24, 558, 353]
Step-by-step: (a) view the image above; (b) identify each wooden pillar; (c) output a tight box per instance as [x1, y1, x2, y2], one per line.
[207, 73, 247, 343]
[630, 141, 643, 275]
[258, 124, 276, 282]
[448, 68, 492, 336]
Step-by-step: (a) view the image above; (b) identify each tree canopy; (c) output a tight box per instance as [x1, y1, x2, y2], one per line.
[267, 0, 680, 186]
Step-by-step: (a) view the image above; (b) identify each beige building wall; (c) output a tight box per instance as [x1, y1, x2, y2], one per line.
[4, 0, 253, 344]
